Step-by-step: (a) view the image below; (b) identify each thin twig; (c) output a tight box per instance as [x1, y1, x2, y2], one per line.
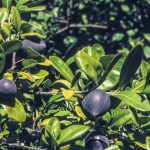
[56, 23, 108, 34]
[12, 52, 16, 68]
[70, 23, 108, 29]
[56, 26, 68, 34]
[8, 143, 47, 150]
[36, 90, 90, 95]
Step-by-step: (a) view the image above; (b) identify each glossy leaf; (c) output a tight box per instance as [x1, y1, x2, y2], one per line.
[82, 44, 105, 59]
[110, 109, 132, 128]
[22, 59, 38, 70]
[50, 56, 74, 82]
[18, 72, 35, 82]
[75, 106, 87, 119]
[1, 40, 22, 55]
[25, 6, 46, 11]
[0, 45, 5, 73]
[105, 145, 120, 150]
[46, 117, 61, 139]
[132, 77, 147, 93]
[16, 0, 30, 7]
[2, 0, 13, 10]
[21, 32, 46, 38]
[144, 33, 150, 42]
[111, 91, 150, 111]
[58, 125, 89, 144]
[3, 99, 26, 122]
[99, 54, 123, 85]
[76, 57, 98, 85]
[1, 22, 11, 37]
[146, 136, 150, 150]
[98, 57, 124, 90]
[75, 51, 102, 85]
[61, 88, 75, 100]
[76, 51, 103, 76]
[11, 6, 21, 32]
[118, 42, 143, 87]
[0, 8, 8, 24]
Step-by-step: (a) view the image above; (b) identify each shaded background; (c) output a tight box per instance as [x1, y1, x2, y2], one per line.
[32, 0, 150, 58]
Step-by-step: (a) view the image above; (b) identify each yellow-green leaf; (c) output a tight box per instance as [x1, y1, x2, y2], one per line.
[61, 88, 75, 100]
[18, 72, 35, 82]
[3, 99, 26, 122]
[11, 6, 21, 32]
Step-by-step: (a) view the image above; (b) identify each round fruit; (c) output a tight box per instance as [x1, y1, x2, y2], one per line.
[85, 131, 109, 150]
[82, 89, 111, 118]
[22, 36, 46, 54]
[0, 79, 17, 98]
[86, 140, 104, 150]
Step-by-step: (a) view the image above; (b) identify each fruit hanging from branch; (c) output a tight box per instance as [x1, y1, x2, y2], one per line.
[81, 89, 111, 119]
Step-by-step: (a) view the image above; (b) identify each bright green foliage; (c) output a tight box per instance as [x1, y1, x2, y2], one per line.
[0, 1, 150, 150]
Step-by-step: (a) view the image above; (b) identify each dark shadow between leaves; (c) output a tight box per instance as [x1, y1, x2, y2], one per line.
[0, 97, 15, 107]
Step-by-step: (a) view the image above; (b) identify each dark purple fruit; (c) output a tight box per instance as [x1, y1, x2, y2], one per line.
[22, 36, 46, 54]
[86, 140, 104, 150]
[85, 131, 109, 150]
[0, 79, 17, 98]
[82, 89, 110, 119]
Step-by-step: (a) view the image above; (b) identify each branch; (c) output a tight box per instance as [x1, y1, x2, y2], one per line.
[70, 23, 108, 29]
[12, 52, 16, 68]
[36, 90, 90, 95]
[8, 143, 47, 150]
[56, 23, 108, 34]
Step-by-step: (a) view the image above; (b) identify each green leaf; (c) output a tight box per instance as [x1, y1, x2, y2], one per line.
[50, 56, 74, 82]
[1, 40, 22, 55]
[26, 47, 43, 61]
[135, 142, 147, 150]
[21, 32, 46, 39]
[76, 57, 98, 85]
[141, 61, 150, 77]
[111, 91, 150, 111]
[11, 6, 21, 32]
[3, 99, 26, 122]
[1, 22, 11, 37]
[105, 145, 120, 150]
[0, 130, 9, 139]
[75, 51, 103, 85]
[118, 42, 143, 87]
[110, 109, 132, 128]
[98, 57, 124, 90]
[46, 117, 61, 139]
[146, 136, 150, 150]
[82, 44, 105, 59]
[58, 125, 89, 144]
[99, 54, 122, 85]
[16, 0, 30, 7]
[143, 85, 150, 94]
[44, 117, 60, 147]
[25, 6, 46, 11]
[22, 59, 38, 70]
[100, 54, 116, 70]
[2, 0, 13, 10]
[144, 33, 150, 42]
[76, 51, 102, 76]
[31, 78, 44, 89]
[132, 77, 147, 93]
[32, 70, 49, 79]
[0, 8, 8, 24]
[0, 45, 5, 73]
